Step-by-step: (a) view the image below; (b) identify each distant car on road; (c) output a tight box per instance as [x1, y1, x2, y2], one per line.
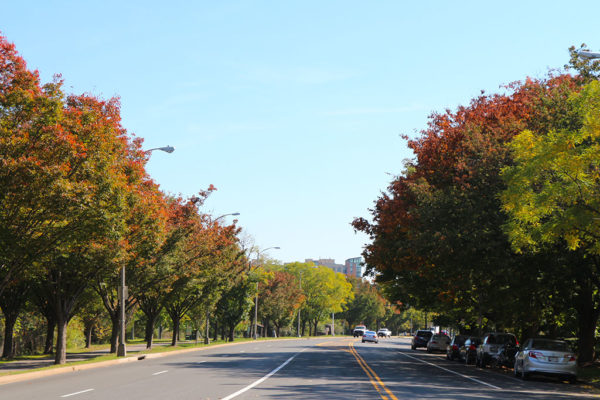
[411, 330, 433, 350]
[353, 325, 367, 337]
[446, 335, 468, 361]
[427, 333, 450, 353]
[460, 336, 482, 365]
[476, 332, 518, 368]
[514, 338, 577, 383]
[362, 331, 379, 343]
[377, 328, 392, 338]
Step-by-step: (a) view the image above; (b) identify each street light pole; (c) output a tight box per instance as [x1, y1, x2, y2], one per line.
[253, 246, 280, 340]
[117, 145, 174, 357]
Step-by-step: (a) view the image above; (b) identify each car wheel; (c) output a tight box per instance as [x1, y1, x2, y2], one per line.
[411, 345, 416, 350]
[568, 376, 577, 384]
[362, 340, 365, 343]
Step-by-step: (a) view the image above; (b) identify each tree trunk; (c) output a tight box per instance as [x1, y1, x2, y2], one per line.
[144, 315, 158, 349]
[228, 325, 235, 342]
[576, 284, 600, 365]
[84, 326, 93, 348]
[44, 317, 56, 354]
[54, 317, 68, 365]
[171, 317, 180, 346]
[2, 314, 17, 358]
[109, 316, 119, 353]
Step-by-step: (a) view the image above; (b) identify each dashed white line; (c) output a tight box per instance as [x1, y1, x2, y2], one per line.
[398, 351, 501, 390]
[60, 388, 94, 397]
[221, 349, 306, 400]
[152, 370, 168, 376]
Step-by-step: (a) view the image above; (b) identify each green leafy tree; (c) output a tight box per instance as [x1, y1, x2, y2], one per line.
[501, 80, 600, 364]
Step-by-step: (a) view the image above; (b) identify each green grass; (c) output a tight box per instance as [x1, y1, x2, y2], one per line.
[0, 337, 286, 377]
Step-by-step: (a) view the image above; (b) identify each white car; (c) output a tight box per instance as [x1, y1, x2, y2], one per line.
[362, 330, 379, 343]
[377, 328, 392, 338]
[514, 338, 577, 382]
[427, 334, 451, 353]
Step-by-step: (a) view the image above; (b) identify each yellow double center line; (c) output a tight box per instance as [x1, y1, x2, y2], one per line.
[348, 341, 398, 400]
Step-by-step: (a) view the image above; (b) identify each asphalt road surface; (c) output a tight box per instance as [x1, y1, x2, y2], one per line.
[1, 337, 599, 399]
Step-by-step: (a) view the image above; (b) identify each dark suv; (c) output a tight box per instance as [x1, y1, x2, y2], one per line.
[476, 332, 518, 368]
[411, 330, 433, 350]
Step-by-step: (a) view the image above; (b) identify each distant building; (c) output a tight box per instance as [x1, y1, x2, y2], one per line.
[345, 257, 364, 278]
[305, 257, 365, 279]
[305, 258, 345, 274]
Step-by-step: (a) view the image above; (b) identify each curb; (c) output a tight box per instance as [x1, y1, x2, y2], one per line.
[0, 337, 317, 386]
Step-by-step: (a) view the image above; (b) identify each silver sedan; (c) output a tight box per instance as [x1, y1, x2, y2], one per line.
[362, 330, 379, 343]
[514, 338, 577, 382]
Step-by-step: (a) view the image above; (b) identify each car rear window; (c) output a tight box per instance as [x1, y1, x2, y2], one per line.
[495, 334, 516, 345]
[531, 339, 570, 352]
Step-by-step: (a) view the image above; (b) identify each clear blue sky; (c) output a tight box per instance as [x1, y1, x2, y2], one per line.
[2, 1, 598, 264]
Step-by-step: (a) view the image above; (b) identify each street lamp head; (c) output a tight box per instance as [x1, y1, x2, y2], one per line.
[145, 145, 175, 154]
[577, 49, 600, 60]
[274, 247, 281, 249]
[231, 212, 241, 216]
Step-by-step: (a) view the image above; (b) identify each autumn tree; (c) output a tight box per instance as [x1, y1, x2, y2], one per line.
[501, 80, 600, 364]
[258, 270, 303, 337]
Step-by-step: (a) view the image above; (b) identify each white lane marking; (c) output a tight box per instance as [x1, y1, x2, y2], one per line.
[198, 360, 206, 363]
[398, 351, 501, 390]
[221, 349, 306, 400]
[152, 370, 168, 376]
[240, 350, 245, 353]
[61, 388, 94, 397]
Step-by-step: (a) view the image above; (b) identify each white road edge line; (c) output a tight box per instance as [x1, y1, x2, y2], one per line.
[152, 370, 168, 376]
[60, 388, 94, 397]
[398, 351, 501, 390]
[221, 349, 307, 400]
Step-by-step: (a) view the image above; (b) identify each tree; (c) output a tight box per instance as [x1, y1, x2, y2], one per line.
[259, 270, 303, 337]
[501, 80, 600, 364]
[341, 278, 386, 330]
[301, 266, 353, 336]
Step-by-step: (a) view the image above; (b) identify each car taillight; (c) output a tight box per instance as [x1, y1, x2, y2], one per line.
[452, 344, 458, 350]
[469, 345, 476, 351]
[515, 340, 519, 346]
[566, 354, 576, 362]
[529, 351, 543, 359]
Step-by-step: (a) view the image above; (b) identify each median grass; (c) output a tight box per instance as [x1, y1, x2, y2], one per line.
[0, 336, 295, 377]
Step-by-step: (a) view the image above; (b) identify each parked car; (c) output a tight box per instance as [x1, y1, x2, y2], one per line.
[460, 337, 482, 364]
[514, 338, 577, 383]
[476, 332, 518, 368]
[362, 330, 379, 343]
[353, 325, 367, 337]
[411, 330, 433, 350]
[446, 335, 468, 361]
[427, 333, 451, 353]
[377, 328, 392, 338]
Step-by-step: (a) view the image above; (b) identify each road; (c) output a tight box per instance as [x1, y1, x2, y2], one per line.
[1, 337, 598, 399]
